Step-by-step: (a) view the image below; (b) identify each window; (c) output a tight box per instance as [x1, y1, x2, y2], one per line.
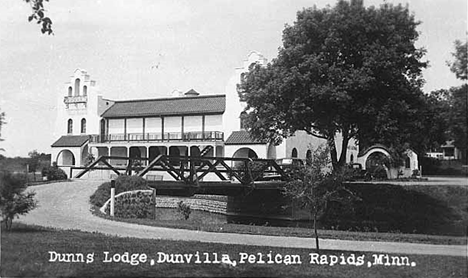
[444, 147, 455, 157]
[291, 148, 298, 158]
[67, 119, 73, 134]
[74, 78, 80, 96]
[81, 118, 87, 134]
[83, 85, 87, 96]
[68, 86, 72, 96]
[350, 154, 354, 163]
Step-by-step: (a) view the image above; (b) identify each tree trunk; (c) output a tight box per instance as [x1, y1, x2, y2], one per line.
[327, 137, 339, 172]
[337, 134, 350, 171]
[6, 216, 12, 231]
[313, 211, 319, 250]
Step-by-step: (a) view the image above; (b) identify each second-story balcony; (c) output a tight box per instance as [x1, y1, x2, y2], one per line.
[64, 96, 88, 104]
[89, 131, 224, 144]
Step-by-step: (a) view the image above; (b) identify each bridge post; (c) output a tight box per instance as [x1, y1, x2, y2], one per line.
[110, 180, 115, 217]
[152, 188, 157, 220]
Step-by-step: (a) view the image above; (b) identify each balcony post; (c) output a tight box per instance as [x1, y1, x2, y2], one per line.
[142, 117, 146, 141]
[202, 115, 205, 140]
[124, 119, 127, 141]
[161, 117, 165, 141]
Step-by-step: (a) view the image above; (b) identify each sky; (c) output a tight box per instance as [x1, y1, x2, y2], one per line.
[0, 0, 466, 157]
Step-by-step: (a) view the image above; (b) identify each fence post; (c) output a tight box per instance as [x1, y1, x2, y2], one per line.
[110, 180, 115, 217]
[152, 188, 157, 220]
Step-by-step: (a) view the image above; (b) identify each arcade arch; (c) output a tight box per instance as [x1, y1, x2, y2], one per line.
[56, 149, 76, 166]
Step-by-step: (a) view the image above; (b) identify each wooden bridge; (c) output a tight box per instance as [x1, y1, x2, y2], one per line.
[72, 155, 290, 196]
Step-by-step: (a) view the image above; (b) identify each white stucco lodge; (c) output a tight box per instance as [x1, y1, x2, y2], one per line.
[51, 52, 417, 179]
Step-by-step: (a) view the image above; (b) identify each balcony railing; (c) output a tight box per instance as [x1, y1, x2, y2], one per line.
[64, 96, 88, 104]
[89, 131, 224, 143]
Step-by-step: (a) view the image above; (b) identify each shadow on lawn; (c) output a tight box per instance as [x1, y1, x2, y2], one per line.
[2, 223, 50, 233]
[323, 183, 466, 236]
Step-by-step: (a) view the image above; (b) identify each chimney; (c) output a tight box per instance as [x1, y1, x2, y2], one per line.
[184, 89, 200, 97]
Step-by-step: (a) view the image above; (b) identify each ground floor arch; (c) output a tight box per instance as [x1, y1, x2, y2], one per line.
[149, 146, 167, 161]
[358, 146, 391, 170]
[357, 145, 419, 179]
[56, 149, 76, 166]
[232, 147, 258, 159]
[365, 151, 389, 176]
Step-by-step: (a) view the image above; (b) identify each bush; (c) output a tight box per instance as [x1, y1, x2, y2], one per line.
[42, 166, 67, 181]
[419, 157, 442, 175]
[371, 165, 388, 180]
[322, 183, 464, 235]
[233, 161, 269, 183]
[177, 201, 192, 220]
[105, 191, 155, 219]
[89, 175, 149, 207]
[412, 169, 421, 177]
[0, 172, 38, 230]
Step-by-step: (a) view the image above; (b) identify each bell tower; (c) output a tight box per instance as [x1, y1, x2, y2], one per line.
[64, 69, 95, 110]
[53, 69, 104, 139]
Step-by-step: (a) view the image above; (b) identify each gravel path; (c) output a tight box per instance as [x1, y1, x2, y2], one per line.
[19, 180, 467, 257]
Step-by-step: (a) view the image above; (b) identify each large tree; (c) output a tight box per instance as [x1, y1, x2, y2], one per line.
[444, 39, 468, 162]
[448, 39, 467, 81]
[0, 110, 5, 152]
[23, 0, 53, 34]
[238, 0, 427, 171]
[448, 85, 467, 160]
[0, 111, 4, 140]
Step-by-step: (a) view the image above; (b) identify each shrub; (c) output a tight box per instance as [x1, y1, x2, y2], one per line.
[412, 169, 421, 177]
[0, 172, 38, 230]
[322, 183, 464, 235]
[233, 161, 269, 183]
[419, 157, 442, 175]
[84, 153, 95, 166]
[42, 166, 67, 181]
[89, 175, 149, 207]
[371, 165, 388, 180]
[105, 191, 155, 219]
[177, 201, 192, 220]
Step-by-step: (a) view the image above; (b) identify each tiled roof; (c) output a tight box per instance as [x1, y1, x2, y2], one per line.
[441, 140, 455, 148]
[357, 144, 389, 157]
[358, 144, 418, 157]
[225, 130, 266, 145]
[51, 135, 90, 148]
[101, 94, 226, 118]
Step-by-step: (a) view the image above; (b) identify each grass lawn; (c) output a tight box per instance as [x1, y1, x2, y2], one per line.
[1, 223, 466, 278]
[93, 206, 467, 246]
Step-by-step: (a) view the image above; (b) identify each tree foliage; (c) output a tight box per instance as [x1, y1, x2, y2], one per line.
[447, 85, 467, 155]
[434, 85, 468, 163]
[28, 150, 40, 172]
[283, 145, 357, 250]
[238, 0, 427, 171]
[446, 39, 468, 161]
[0, 111, 5, 140]
[0, 110, 5, 152]
[0, 172, 38, 230]
[23, 0, 53, 35]
[448, 39, 467, 81]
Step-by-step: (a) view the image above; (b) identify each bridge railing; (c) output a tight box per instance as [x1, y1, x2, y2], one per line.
[138, 155, 288, 185]
[73, 156, 150, 178]
[73, 155, 288, 185]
